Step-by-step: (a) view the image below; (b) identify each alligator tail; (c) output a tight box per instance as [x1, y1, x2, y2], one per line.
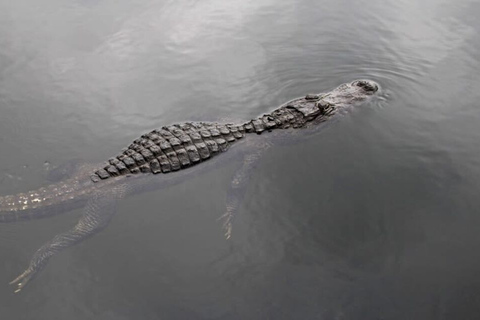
[0, 182, 87, 223]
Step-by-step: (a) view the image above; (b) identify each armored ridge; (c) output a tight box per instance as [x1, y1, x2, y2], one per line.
[91, 122, 246, 182]
[91, 93, 335, 182]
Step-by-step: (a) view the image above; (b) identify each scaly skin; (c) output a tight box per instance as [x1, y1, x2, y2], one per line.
[0, 80, 379, 292]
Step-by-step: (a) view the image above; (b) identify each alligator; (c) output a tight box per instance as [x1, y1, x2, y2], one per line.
[0, 80, 379, 292]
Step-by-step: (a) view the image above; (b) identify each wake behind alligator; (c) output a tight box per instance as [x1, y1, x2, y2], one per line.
[0, 80, 379, 292]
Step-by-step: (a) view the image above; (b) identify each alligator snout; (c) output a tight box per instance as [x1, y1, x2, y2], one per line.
[352, 80, 379, 93]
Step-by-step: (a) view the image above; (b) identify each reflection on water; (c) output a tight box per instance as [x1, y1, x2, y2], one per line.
[1, 0, 480, 318]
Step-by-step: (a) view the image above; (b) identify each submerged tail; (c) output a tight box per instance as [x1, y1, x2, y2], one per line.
[0, 180, 90, 223]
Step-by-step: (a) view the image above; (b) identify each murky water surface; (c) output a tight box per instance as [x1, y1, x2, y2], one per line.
[1, 0, 480, 318]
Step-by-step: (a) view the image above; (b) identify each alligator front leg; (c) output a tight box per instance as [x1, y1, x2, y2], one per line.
[219, 145, 269, 239]
[10, 184, 126, 293]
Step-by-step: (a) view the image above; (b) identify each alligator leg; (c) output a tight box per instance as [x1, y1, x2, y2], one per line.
[9, 184, 126, 293]
[219, 144, 270, 239]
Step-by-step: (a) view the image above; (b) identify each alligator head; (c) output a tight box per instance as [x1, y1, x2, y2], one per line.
[285, 79, 379, 127]
[318, 79, 379, 112]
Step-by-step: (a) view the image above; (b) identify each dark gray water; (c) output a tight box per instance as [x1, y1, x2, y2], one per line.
[1, 0, 480, 318]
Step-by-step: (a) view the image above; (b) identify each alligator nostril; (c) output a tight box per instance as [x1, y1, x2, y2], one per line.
[354, 80, 378, 92]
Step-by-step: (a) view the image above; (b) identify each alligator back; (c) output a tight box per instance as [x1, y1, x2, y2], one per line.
[91, 121, 247, 182]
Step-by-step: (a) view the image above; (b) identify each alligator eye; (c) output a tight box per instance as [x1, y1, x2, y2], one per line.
[316, 100, 332, 114]
[316, 100, 330, 108]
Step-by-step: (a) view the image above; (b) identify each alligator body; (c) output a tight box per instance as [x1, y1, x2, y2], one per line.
[0, 80, 379, 292]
